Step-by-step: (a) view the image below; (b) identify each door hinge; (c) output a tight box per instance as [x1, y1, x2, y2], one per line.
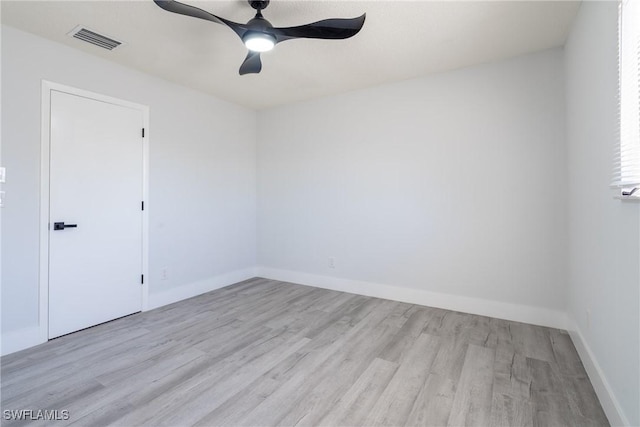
[142, 128, 145, 138]
[141, 274, 144, 284]
[141, 201, 144, 211]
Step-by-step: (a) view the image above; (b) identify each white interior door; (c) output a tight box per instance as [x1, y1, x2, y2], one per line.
[49, 90, 143, 339]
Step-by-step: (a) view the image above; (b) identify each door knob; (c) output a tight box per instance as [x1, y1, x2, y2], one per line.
[53, 222, 78, 230]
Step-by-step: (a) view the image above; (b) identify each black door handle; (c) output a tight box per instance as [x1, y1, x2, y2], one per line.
[53, 222, 78, 230]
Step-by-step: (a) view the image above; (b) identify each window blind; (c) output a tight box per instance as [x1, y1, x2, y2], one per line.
[612, 0, 640, 191]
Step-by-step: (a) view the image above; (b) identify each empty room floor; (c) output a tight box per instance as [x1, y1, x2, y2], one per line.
[0, 278, 608, 426]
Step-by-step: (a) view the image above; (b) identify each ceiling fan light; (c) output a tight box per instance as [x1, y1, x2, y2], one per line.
[244, 33, 275, 52]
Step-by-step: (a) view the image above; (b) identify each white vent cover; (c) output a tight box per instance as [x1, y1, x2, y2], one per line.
[67, 25, 123, 50]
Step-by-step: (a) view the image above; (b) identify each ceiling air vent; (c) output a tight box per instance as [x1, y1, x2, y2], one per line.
[67, 26, 123, 51]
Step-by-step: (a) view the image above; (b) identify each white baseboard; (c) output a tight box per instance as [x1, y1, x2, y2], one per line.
[256, 267, 568, 330]
[147, 267, 257, 310]
[1, 326, 44, 356]
[566, 319, 630, 427]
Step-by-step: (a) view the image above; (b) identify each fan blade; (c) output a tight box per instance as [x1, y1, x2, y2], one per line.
[272, 14, 365, 43]
[153, 0, 248, 39]
[239, 51, 262, 75]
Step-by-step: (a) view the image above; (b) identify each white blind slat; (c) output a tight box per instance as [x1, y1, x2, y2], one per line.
[612, 0, 640, 189]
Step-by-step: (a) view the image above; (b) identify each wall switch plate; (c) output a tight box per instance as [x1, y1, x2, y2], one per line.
[0, 167, 5, 183]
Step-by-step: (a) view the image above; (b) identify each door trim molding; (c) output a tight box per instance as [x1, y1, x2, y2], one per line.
[39, 80, 150, 343]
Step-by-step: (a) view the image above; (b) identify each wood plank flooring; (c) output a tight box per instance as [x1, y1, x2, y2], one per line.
[1, 278, 609, 426]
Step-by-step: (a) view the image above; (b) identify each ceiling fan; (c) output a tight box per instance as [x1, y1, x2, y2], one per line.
[153, 0, 366, 75]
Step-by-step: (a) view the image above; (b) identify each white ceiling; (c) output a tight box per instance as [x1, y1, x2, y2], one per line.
[2, 0, 580, 110]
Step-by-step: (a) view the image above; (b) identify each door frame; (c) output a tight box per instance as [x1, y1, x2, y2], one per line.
[39, 80, 150, 342]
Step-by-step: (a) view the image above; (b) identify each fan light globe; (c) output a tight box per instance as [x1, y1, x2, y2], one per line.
[244, 33, 275, 52]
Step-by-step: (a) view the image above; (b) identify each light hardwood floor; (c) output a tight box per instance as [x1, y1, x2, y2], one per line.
[1, 278, 609, 426]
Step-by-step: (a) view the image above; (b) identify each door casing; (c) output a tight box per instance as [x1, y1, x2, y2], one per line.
[39, 80, 150, 342]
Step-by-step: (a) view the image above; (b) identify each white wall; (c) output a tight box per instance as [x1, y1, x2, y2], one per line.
[564, 2, 640, 425]
[1, 26, 257, 353]
[257, 49, 567, 323]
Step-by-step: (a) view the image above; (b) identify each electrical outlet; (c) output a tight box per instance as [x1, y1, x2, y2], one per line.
[328, 257, 336, 269]
[0, 191, 4, 208]
[161, 268, 168, 280]
[0, 167, 5, 183]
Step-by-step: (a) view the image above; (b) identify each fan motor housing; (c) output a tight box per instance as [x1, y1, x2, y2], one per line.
[246, 15, 273, 31]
